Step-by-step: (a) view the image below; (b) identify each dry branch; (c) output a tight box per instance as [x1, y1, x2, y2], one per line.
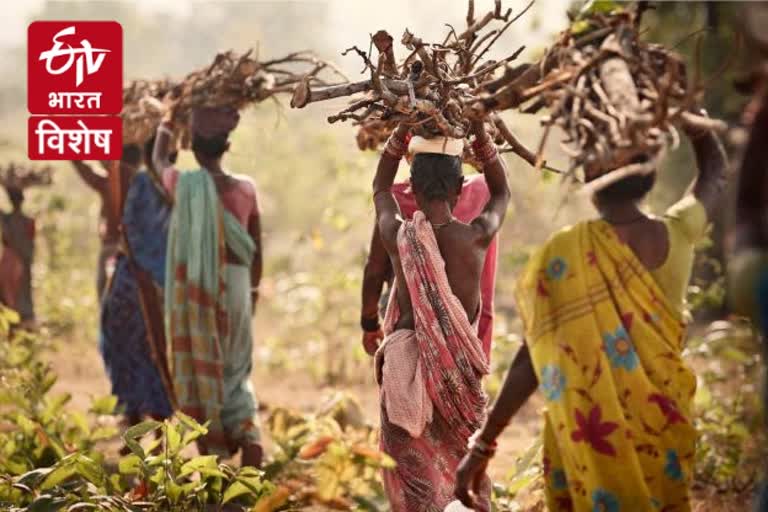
[0, 164, 53, 190]
[152, 49, 347, 147]
[121, 79, 177, 145]
[472, 4, 728, 181]
[291, 0, 538, 166]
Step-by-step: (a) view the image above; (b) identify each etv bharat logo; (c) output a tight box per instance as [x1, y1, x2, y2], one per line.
[38, 26, 110, 88]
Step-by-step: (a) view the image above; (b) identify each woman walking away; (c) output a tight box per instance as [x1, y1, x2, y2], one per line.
[373, 119, 510, 511]
[455, 109, 727, 512]
[153, 105, 263, 467]
[99, 137, 177, 434]
[0, 186, 36, 327]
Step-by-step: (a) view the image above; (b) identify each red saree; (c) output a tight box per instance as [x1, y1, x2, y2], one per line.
[375, 211, 491, 512]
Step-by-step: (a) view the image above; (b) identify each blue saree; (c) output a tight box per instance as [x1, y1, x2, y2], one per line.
[99, 171, 174, 419]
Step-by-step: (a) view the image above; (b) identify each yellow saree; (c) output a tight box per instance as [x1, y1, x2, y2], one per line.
[515, 220, 696, 512]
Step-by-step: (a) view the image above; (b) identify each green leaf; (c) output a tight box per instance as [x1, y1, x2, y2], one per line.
[75, 455, 106, 487]
[124, 420, 161, 441]
[118, 454, 142, 475]
[175, 412, 208, 434]
[179, 455, 218, 477]
[222, 480, 252, 504]
[166, 423, 181, 455]
[89, 395, 118, 415]
[39, 460, 78, 490]
[570, 19, 593, 35]
[579, 0, 620, 17]
[124, 438, 145, 460]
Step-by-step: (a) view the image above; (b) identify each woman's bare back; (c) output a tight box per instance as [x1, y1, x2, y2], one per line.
[390, 220, 486, 331]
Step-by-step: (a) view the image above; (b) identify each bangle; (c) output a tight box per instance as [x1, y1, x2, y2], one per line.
[384, 132, 409, 160]
[472, 138, 498, 166]
[361, 316, 381, 332]
[468, 430, 497, 459]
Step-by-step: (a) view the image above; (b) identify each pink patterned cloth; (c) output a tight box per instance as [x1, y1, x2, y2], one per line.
[391, 175, 498, 357]
[375, 211, 490, 512]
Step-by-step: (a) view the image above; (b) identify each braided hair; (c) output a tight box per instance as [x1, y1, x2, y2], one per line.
[410, 153, 463, 202]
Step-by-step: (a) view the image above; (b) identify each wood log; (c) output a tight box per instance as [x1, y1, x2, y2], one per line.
[291, 78, 414, 108]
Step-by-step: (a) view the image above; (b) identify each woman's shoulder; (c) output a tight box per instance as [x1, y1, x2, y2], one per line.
[662, 195, 708, 244]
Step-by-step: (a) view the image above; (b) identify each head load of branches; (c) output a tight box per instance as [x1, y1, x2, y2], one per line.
[472, 1, 728, 186]
[0, 163, 53, 192]
[122, 49, 347, 148]
[122, 78, 177, 145]
[290, 0, 540, 169]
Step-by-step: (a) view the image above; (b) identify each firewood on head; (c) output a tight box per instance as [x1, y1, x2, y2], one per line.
[476, 3, 728, 182]
[145, 49, 347, 148]
[290, 0, 538, 167]
[0, 164, 53, 191]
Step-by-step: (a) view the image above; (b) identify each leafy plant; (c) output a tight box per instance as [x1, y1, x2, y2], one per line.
[0, 308, 117, 478]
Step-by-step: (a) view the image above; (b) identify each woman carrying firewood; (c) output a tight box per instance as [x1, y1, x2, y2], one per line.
[455, 111, 727, 512]
[0, 186, 37, 326]
[372, 119, 510, 511]
[153, 105, 263, 467]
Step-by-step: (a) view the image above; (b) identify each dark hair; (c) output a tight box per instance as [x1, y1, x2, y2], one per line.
[122, 144, 142, 166]
[592, 155, 656, 203]
[410, 153, 463, 202]
[192, 134, 229, 159]
[594, 172, 656, 203]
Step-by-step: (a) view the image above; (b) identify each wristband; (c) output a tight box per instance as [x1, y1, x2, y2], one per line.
[361, 316, 381, 333]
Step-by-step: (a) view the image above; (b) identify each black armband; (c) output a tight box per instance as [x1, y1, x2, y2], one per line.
[361, 315, 381, 333]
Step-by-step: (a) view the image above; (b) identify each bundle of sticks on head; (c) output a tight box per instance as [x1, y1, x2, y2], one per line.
[290, 0, 542, 169]
[121, 49, 348, 147]
[167, 49, 347, 147]
[122, 78, 177, 145]
[0, 163, 53, 191]
[469, 2, 729, 188]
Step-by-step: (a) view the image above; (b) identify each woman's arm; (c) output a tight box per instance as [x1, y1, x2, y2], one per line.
[70, 160, 108, 193]
[684, 110, 728, 221]
[470, 120, 511, 247]
[373, 124, 409, 249]
[455, 344, 538, 510]
[152, 121, 176, 177]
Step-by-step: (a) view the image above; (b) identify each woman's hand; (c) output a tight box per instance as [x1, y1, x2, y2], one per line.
[454, 450, 490, 512]
[362, 328, 383, 356]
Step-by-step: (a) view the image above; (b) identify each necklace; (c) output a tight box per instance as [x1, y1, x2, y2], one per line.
[431, 216, 456, 229]
[601, 213, 647, 225]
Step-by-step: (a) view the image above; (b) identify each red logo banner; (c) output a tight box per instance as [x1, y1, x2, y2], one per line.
[27, 21, 123, 160]
[28, 21, 123, 115]
[28, 116, 123, 160]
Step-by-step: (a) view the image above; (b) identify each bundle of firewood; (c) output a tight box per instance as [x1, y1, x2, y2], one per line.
[291, 0, 540, 167]
[470, 4, 727, 183]
[0, 164, 53, 191]
[121, 79, 177, 145]
[167, 49, 347, 147]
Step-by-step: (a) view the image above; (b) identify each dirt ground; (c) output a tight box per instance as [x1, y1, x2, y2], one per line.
[48, 338, 753, 511]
